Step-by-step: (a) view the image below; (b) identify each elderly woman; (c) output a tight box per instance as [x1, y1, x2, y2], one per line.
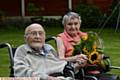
[57, 12, 102, 76]
[57, 12, 87, 65]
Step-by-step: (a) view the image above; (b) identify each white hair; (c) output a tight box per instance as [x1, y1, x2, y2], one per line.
[62, 12, 82, 26]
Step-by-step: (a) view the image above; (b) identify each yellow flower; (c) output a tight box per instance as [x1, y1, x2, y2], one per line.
[81, 34, 88, 41]
[88, 51, 99, 64]
[82, 46, 89, 55]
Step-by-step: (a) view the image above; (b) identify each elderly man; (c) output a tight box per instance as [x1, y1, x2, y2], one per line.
[14, 23, 82, 80]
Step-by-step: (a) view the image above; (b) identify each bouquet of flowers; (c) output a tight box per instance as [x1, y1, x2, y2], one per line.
[73, 31, 104, 65]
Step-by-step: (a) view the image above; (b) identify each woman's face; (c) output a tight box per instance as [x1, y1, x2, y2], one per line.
[65, 18, 80, 37]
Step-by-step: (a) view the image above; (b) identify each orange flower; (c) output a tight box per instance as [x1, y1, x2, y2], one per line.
[81, 34, 88, 41]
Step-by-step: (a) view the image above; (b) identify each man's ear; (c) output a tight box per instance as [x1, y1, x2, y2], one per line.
[24, 35, 26, 39]
[24, 35, 27, 42]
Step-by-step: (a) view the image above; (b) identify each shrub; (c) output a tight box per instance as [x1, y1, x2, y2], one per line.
[31, 16, 62, 28]
[75, 4, 104, 28]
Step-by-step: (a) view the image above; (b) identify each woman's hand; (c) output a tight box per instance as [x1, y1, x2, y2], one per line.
[74, 54, 88, 68]
[75, 54, 88, 60]
[76, 58, 87, 67]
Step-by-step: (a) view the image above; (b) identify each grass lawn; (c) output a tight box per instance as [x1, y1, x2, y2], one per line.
[0, 26, 120, 77]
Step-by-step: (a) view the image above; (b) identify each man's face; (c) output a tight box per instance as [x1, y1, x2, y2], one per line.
[65, 18, 80, 37]
[25, 25, 45, 50]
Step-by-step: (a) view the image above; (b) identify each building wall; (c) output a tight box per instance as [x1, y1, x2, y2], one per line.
[94, 0, 113, 13]
[0, 0, 21, 16]
[73, 0, 81, 10]
[25, 0, 68, 16]
[0, 0, 113, 16]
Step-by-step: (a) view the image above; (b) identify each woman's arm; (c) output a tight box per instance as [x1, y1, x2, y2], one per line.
[56, 37, 81, 62]
[56, 37, 66, 59]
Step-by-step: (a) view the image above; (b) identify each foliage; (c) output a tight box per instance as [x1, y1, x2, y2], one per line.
[75, 2, 120, 28]
[0, 10, 6, 21]
[31, 17, 62, 28]
[75, 4, 104, 28]
[74, 31, 104, 64]
[0, 16, 62, 30]
[0, 11, 5, 16]
[27, 2, 40, 16]
[104, 1, 120, 27]
[0, 19, 31, 30]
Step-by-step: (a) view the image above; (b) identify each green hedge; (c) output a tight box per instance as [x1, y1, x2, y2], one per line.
[75, 4, 119, 28]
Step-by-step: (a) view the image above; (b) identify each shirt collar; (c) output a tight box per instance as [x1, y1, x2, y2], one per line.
[24, 44, 52, 56]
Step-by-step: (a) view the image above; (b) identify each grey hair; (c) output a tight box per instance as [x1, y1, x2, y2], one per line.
[62, 12, 82, 26]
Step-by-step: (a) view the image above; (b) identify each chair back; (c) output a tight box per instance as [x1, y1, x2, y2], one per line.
[0, 43, 16, 77]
